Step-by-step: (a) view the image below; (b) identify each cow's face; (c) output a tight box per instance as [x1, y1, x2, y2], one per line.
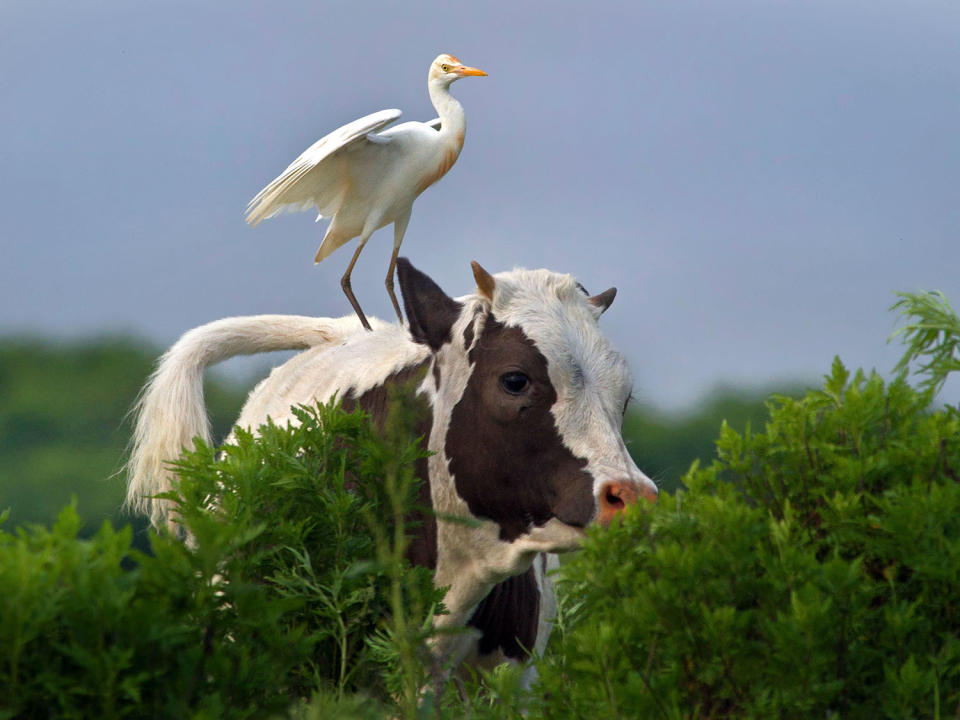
[445, 317, 595, 540]
[397, 258, 657, 562]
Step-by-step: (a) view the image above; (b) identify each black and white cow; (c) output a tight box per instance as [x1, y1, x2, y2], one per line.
[126, 258, 657, 676]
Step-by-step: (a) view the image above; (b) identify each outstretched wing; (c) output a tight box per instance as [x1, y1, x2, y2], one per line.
[245, 108, 402, 225]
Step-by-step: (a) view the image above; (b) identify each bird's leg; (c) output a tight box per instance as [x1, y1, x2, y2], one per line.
[341, 237, 371, 331]
[385, 249, 403, 324]
[386, 210, 411, 325]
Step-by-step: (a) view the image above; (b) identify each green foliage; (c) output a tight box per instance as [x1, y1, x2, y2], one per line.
[891, 290, 960, 407]
[0, 400, 443, 719]
[1, 504, 309, 719]
[538, 357, 960, 717]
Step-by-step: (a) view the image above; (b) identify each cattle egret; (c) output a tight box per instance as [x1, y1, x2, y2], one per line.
[245, 53, 487, 330]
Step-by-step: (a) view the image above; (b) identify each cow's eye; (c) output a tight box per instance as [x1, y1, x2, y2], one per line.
[499, 371, 530, 395]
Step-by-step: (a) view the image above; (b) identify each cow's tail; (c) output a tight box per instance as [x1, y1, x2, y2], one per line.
[125, 314, 366, 531]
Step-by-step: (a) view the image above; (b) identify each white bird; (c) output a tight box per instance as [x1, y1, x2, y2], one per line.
[245, 53, 487, 330]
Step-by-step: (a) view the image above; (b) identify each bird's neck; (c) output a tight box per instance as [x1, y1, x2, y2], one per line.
[429, 80, 466, 143]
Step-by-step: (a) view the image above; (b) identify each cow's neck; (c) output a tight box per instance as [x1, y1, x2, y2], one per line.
[340, 360, 437, 569]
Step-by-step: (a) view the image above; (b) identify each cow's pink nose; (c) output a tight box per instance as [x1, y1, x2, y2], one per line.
[597, 481, 657, 526]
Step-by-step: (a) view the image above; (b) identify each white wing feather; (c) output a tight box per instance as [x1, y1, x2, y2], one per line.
[245, 109, 402, 225]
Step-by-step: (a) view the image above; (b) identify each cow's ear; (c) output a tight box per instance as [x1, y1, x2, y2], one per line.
[397, 258, 462, 351]
[589, 287, 617, 314]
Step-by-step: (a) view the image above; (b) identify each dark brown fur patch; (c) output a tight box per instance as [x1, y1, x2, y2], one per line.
[397, 258, 462, 352]
[462, 305, 483, 351]
[445, 317, 595, 541]
[341, 360, 437, 569]
[468, 566, 540, 660]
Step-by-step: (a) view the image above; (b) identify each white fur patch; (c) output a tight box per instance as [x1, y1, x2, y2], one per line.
[235, 322, 428, 431]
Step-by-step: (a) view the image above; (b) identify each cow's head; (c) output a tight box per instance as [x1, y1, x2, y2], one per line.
[397, 258, 657, 595]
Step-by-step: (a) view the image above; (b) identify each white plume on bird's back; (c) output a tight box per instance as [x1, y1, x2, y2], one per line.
[246, 53, 487, 330]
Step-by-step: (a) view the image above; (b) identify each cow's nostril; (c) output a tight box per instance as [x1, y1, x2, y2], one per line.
[606, 487, 625, 510]
[598, 481, 640, 526]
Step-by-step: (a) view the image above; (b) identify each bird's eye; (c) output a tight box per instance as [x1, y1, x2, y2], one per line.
[499, 371, 530, 395]
[440, 64, 450, 72]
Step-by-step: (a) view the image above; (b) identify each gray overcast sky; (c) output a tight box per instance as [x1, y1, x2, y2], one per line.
[1, 0, 958, 409]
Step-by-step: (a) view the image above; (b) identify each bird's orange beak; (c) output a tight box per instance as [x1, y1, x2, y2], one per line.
[456, 65, 487, 77]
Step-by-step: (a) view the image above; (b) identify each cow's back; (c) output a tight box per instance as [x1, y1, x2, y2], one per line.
[234, 323, 430, 432]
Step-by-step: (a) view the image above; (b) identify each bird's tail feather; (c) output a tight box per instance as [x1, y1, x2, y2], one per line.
[313, 222, 355, 263]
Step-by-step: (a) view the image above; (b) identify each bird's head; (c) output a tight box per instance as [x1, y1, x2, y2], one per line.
[429, 53, 487, 86]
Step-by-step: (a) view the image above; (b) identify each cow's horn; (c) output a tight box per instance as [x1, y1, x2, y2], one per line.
[589, 287, 617, 313]
[471, 261, 496, 301]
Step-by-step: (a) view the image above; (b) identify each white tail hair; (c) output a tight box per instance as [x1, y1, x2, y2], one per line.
[125, 314, 368, 531]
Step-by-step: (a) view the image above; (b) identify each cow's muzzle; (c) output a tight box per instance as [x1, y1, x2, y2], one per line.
[597, 480, 657, 526]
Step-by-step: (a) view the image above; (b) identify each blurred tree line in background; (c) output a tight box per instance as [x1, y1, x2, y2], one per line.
[0, 336, 797, 537]
[0, 339, 243, 541]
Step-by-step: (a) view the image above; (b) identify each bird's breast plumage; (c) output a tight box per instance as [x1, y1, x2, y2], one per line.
[415, 130, 465, 195]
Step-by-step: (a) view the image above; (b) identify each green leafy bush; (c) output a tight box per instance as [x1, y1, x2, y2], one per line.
[0, 401, 441, 719]
[537, 291, 960, 719]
